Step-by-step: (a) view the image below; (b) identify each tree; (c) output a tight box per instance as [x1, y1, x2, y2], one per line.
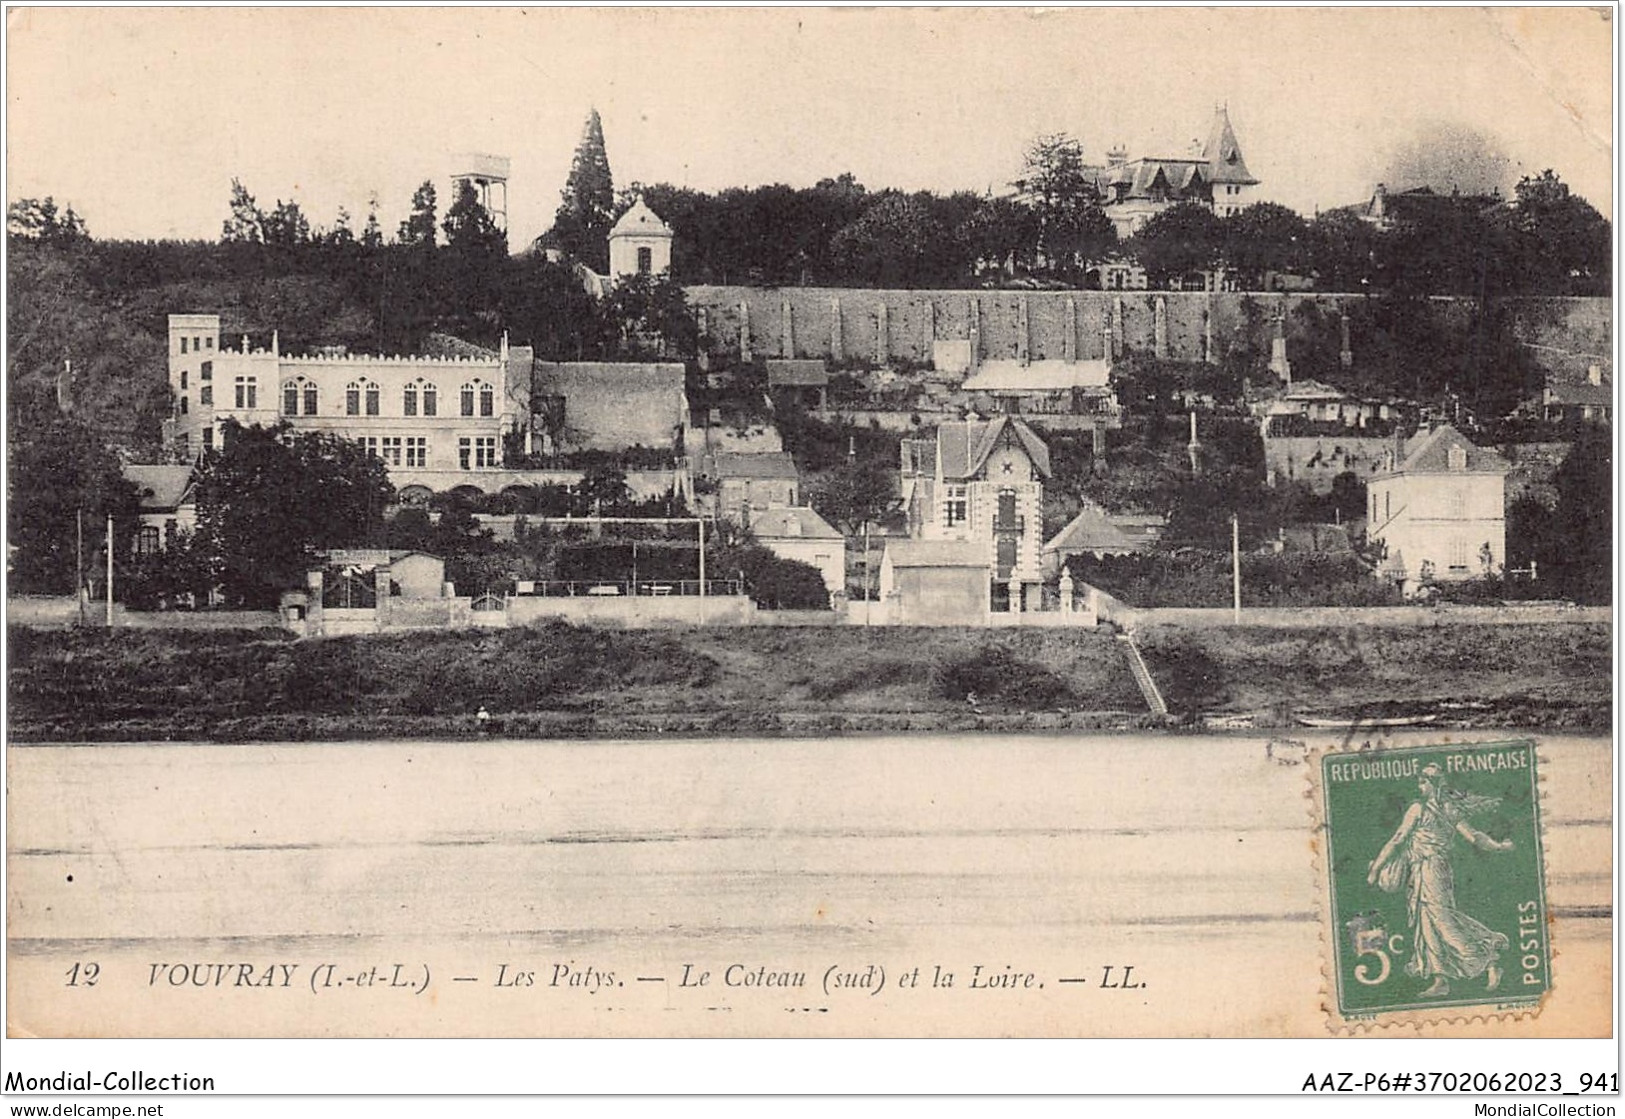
[1222, 202, 1308, 290]
[829, 192, 948, 287]
[192, 422, 395, 607]
[601, 272, 698, 359]
[1128, 203, 1225, 288]
[503, 254, 607, 360]
[397, 180, 438, 247]
[260, 199, 312, 248]
[439, 180, 510, 342]
[221, 178, 263, 243]
[1548, 426, 1611, 603]
[360, 198, 383, 248]
[710, 538, 831, 609]
[1015, 133, 1114, 279]
[963, 194, 1039, 278]
[811, 459, 900, 535]
[7, 197, 89, 246]
[576, 463, 632, 512]
[1305, 209, 1378, 292]
[1504, 170, 1611, 296]
[325, 206, 355, 247]
[549, 108, 616, 272]
[7, 415, 141, 594]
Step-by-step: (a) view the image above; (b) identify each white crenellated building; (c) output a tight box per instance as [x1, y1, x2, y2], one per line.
[163, 314, 523, 476]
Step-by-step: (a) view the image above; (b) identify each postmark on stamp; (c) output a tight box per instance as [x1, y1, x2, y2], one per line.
[1318, 738, 1549, 1023]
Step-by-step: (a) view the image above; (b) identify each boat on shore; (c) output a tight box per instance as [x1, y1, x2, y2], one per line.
[1297, 713, 1440, 729]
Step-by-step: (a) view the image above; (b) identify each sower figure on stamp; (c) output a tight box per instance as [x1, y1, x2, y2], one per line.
[1367, 763, 1513, 997]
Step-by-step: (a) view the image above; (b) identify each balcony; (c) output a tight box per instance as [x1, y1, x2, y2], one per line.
[993, 515, 1025, 534]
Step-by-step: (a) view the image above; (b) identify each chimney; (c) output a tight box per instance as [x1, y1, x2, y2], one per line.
[1588, 364, 1602, 387]
[1106, 144, 1127, 169]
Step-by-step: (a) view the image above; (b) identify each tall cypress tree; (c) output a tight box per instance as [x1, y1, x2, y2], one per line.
[549, 108, 615, 273]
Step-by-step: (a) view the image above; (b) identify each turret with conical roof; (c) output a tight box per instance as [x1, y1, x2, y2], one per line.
[1202, 105, 1256, 216]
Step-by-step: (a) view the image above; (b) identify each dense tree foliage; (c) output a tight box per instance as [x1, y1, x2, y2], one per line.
[810, 458, 902, 536]
[7, 196, 89, 245]
[1128, 203, 1226, 288]
[191, 422, 396, 607]
[7, 413, 141, 594]
[1014, 133, 1116, 281]
[1221, 203, 1308, 289]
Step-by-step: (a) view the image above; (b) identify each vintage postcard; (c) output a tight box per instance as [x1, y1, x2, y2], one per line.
[3, 4, 1613, 1063]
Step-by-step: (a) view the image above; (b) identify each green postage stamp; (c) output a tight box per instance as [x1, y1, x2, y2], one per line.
[1318, 738, 1549, 1024]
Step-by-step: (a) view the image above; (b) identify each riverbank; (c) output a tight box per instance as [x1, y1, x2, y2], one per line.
[5, 620, 1610, 742]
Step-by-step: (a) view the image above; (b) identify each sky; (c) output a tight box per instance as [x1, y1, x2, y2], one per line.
[4, 6, 1615, 248]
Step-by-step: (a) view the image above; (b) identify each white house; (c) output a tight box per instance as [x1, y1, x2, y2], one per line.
[1367, 425, 1509, 589]
[747, 505, 847, 600]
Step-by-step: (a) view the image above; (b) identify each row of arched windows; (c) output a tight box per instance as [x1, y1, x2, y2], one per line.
[280, 378, 494, 418]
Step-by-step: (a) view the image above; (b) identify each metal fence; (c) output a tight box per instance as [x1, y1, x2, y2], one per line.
[515, 580, 745, 598]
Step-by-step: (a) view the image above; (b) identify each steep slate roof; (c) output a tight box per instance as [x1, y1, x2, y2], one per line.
[883, 539, 989, 569]
[609, 196, 673, 240]
[123, 465, 195, 512]
[750, 506, 843, 540]
[1388, 425, 1510, 476]
[937, 416, 1052, 481]
[714, 451, 800, 480]
[1202, 106, 1256, 185]
[1043, 501, 1138, 556]
[1099, 108, 1254, 198]
[961, 358, 1111, 393]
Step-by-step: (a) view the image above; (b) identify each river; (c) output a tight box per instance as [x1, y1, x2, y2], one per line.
[6, 731, 1611, 1037]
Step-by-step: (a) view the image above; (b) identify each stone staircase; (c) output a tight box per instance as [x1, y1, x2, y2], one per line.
[1116, 632, 1169, 717]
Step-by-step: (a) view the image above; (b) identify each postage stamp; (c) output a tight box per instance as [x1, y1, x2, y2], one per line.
[1317, 738, 1550, 1025]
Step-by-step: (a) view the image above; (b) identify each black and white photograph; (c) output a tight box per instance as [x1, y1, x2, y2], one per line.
[2, 3, 1615, 1108]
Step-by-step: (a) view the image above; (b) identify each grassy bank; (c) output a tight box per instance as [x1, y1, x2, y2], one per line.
[5, 620, 1610, 742]
[1137, 623, 1612, 729]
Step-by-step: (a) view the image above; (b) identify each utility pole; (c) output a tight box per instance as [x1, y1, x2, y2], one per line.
[863, 519, 871, 626]
[1231, 514, 1242, 622]
[697, 516, 706, 625]
[76, 509, 85, 625]
[105, 514, 115, 628]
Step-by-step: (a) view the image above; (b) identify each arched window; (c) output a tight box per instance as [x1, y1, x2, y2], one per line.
[346, 378, 382, 416]
[422, 382, 438, 416]
[285, 378, 319, 416]
[480, 381, 494, 417]
[403, 383, 418, 417]
[461, 381, 477, 417]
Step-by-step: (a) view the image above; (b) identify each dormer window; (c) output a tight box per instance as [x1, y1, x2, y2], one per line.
[1447, 446, 1467, 471]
